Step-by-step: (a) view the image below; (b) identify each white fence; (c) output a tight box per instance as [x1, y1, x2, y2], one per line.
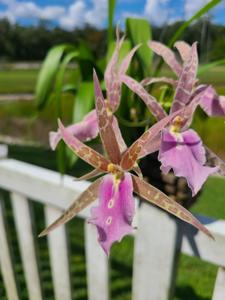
[0, 156, 225, 300]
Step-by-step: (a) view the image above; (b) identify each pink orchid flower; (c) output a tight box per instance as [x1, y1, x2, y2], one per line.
[49, 29, 140, 151]
[121, 42, 221, 196]
[39, 71, 213, 255]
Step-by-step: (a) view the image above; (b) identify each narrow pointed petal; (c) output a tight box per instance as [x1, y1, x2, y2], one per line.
[89, 173, 135, 255]
[120, 109, 183, 170]
[105, 29, 125, 112]
[94, 71, 121, 164]
[170, 43, 198, 114]
[39, 178, 102, 237]
[174, 41, 191, 62]
[112, 116, 127, 154]
[58, 119, 109, 171]
[74, 169, 104, 181]
[49, 131, 61, 151]
[205, 146, 225, 177]
[141, 77, 177, 87]
[119, 44, 141, 75]
[132, 164, 143, 179]
[181, 85, 215, 130]
[158, 129, 218, 195]
[121, 75, 167, 121]
[49, 110, 99, 151]
[149, 41, 182, 76]
[200, 88, 225, 117]
[132, 174, 213, 239]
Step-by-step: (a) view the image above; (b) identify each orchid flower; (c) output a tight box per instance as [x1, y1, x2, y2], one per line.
[49, 28, 140, 151]
[39, 71, 213, 255]
[146, 40, 225, 117]
[121, 42, 221, 196]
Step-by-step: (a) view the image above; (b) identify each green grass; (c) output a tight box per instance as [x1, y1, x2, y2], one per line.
[0, 69, 38, 93]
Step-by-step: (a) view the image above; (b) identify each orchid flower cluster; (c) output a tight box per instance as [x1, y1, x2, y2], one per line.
[39, 34, 225, 255]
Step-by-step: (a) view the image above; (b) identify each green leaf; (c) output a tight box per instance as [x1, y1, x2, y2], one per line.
[73, 81, 94, 123]
[126, 17, 152, 75]
[198, 58, 225, 75]
[62, 83, 77, 94]
[54, 50, 79, 117]
[168, 0, 221, 47]
[108, 0, 116, 47]
[54, 50, 79, 174]
[35, 44, 75, 110]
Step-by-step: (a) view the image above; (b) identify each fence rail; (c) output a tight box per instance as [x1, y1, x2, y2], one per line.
[0, 157, 225, 300]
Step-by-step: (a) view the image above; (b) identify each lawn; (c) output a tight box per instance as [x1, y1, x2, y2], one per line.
[0, 65, 225, 299]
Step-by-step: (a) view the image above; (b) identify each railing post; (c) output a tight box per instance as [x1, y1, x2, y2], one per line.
[132, 202, 181, 300]
[213, 267, 225, 300]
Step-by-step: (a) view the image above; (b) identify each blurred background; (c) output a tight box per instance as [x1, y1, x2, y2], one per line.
[0, 0, 225, 299]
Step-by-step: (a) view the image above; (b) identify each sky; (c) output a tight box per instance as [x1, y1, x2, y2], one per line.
[0, 0, 224, 30]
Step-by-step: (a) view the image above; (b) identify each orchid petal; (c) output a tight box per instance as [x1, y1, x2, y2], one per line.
[105, 29, 125, 112]
[39, 178, 102, 237]
[121, 74, 167, 121]
[112, 116, 127, 154]
[141, 77, 177, 87]
[174, 41, 191, 62]
[181, 85, 215, 130]
[132, 174, 213, 239]
[200, 89, 225, 117]
[158, 129, 218, 196]
[74, 169, 104, 181]
[49, 110, 99, 151]
[119, 44, 141, 75]
[58, 119, 110, 171]
[94, 71, 121, 164]
[149, 41, 182, 76]
[89, 173, 135, 255]
[170, 42, 198, 114]
[120, 109, 183, 170]
[132, 164, 143, 179]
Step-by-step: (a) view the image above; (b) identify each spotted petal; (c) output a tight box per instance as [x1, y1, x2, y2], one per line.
[94, 71, 121, 164]
[149, 41, 182, 76]
[170, 43, 198, 114]
[49, 110, 98, 151]
[104, 28, 124, 112]
[132, 174, 213, 239]
[158, 129, 218, 196]
[174, 41, 191, 62]
[121, 74, 167, 121]
[39, 178, 102, 237]
[58, 119, 110, 171]
[89, 173, 135, 255]
[200, 91, 225, 117]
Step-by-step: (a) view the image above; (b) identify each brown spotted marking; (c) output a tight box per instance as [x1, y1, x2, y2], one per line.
[39, 178, 102, 237]
[94, 71, 121, 164]
[171, 42, 198, 113]
[131, 174, 213, 239]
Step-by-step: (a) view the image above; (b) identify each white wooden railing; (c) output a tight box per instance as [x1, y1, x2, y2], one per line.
[0, 149, 225, 300]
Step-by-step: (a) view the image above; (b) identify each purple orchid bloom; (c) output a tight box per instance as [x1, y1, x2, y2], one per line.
[121, 42, 220, 196]
[49, 28, 140, 151]
[39, 71, 213, 255]
[147, 40, 225, 117]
